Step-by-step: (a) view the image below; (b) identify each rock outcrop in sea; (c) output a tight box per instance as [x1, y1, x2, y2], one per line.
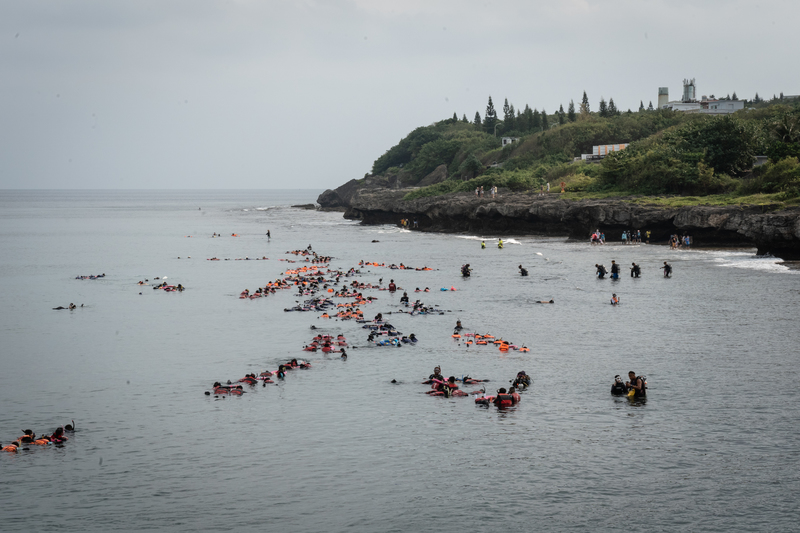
[317, 183, 800, 260]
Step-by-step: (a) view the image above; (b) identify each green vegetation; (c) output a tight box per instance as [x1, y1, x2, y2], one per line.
[365, 95, 800, 203]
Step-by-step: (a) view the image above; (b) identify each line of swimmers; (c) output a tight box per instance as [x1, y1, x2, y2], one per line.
[2, 421, 75, 453]
[75, 274, 105, 280]
[153, 282, 184, 292]
[358, 261, 433, 271]
[303, 334, 348, 352]
[53, 303, 83, 310]
[452, 328, 530, 351]
[206, 359, 313, 396]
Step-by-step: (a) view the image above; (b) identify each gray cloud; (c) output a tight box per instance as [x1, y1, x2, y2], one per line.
[1, 0, 797, 189]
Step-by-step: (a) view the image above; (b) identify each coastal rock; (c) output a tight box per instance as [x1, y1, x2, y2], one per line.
[336, 187, 800, 259]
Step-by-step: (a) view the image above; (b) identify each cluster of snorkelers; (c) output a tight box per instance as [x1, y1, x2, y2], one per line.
[610, 372, 647, 398]
[2, 421, 75, 453]
[75, 273, 105, 280]
[422, 366, 490, 397]
[153, 282, 184, 292]
[358, 260, 433, 271]
[303, 334, 348, 354]
[206, 358, 313, 397]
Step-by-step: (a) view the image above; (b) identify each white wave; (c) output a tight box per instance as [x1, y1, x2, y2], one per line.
[713, 255, 798, 274]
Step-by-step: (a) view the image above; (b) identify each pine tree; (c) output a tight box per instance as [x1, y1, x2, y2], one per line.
[558, 104, 565, 125]
[647, 101, 654, 111]
[780, 92, 784, 100]
[732, 91, 738, 100]
[452, 112, 458, 121]
[473, 112, 482, 128]
[532, 109, 541, 130]
[462, 114, 469, 123]
[484, 96, 497, 134]
[523, 104, 534, 131]
[503, 98, 511, 122]
[541, 109, 549, 130]
[567, 100, 576, 122]
[639, 100, 645, 112]
[581, 91, 590, 114]
[506, 103, 516, 131]
[608, 98, 618, 116]
[598, 97, 608, 117]
[753, 92, 761, 103]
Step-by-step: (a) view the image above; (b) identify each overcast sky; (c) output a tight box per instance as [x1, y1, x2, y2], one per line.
[2, 0, 797, 190]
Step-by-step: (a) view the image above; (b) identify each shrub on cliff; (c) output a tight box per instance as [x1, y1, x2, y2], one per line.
[740, 157, 800, 198]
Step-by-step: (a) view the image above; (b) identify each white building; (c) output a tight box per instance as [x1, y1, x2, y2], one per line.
[501, 137, 519, 147]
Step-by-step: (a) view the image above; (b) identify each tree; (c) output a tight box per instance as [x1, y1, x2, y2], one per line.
[484, 96, 498, 134]
[780, 92, 784, 100]
[608, 98, 619, 116]
[732, 91, 738, 100]
[558, 104, 566, 125]
[532, 108, 541, 130]
[452, 112, 458, 121]
[473, 111, 482, 128]
[541, 108, 549, 130]
[462, 114, 469, 123]
[523, 104, 534, 131]
[567, 100, 576, 122]
[647, 101, 654, 111]
[753, 93, 761, 103]
[639, 100, 645, 112]
[581, 91, 592, 119]
[506, 103, 516, 131]
[598, 97, 608, 117]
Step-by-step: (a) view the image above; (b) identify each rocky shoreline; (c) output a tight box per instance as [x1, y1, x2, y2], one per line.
[316, 182, 800, 259]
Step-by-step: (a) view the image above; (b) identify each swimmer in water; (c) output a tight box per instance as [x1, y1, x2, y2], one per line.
[611, 293, 619, 305]
[481, 240, 486, 249]
[519, 265, 528, 276]
[454, 320, 463, 330]
[536, 299, 555, 304]
[596, 264, 607, 279]
[611, 375, 628, 395]
[630, 262, 641, 278]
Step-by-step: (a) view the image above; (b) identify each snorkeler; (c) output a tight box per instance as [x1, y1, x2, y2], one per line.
[611, 293, 619, 305]
[519, 265, 528, 276]
[611, 375, 628, 395]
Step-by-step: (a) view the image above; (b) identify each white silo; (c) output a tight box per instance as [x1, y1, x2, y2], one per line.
[658, 87, 669, 108]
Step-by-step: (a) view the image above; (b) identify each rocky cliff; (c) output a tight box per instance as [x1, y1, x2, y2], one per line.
[317, 185, 800, 259]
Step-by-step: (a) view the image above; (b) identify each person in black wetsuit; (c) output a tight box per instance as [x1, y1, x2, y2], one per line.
[630, 262, 641, 278]
[610, 260, 620, 279]
[519, 265, 528, 276]
[596, 264, 607, 279]
[663, 262, 672, 278]
[611, 375, 628, 395]
[400, 292, 409, 304]
[626, 371, 646, 397]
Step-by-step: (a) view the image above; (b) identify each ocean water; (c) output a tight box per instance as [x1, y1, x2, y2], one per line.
[1, 189, 799, 532]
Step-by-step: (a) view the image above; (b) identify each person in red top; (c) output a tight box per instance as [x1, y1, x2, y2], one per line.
[388, 280, 396, 292]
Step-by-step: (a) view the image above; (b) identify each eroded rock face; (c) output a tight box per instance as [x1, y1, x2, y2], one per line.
[337, 187, 800, 259]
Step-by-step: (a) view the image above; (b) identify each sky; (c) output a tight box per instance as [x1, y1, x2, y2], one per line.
[1, 0, 798, 190]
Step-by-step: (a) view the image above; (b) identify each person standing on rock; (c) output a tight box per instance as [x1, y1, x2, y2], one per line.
[546, 182, 550, 193]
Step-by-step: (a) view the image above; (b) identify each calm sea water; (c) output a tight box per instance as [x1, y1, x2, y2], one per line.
[1, 189, 799, 532]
